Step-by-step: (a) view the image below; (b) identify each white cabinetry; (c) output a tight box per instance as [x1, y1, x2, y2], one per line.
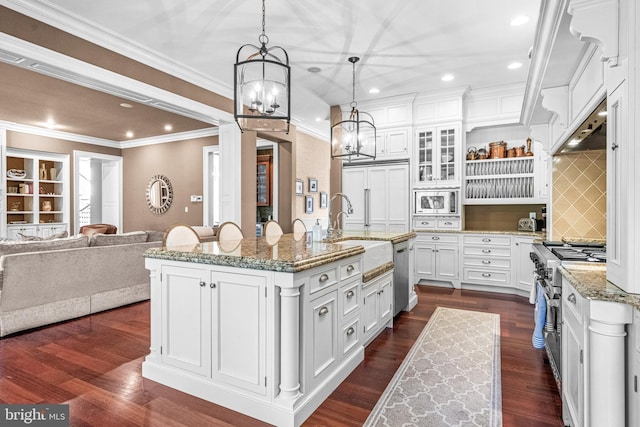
[342, 163, 409, 232]
[513, 236, 536, 294]
[5, 148, 69, 238]
[414, 233, 460, 287]
[414, 124, 461, 187]
[628, 309, 640, 427]
[360, 127, 409, 161]
[160, 264, 268, 395]
[462, 235, 511, 288]
[561, 279, 586, 427]
[361, 270, 393, 345]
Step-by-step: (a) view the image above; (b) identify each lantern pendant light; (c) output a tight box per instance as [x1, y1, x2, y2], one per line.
[330, 56, 376, 161]
[234, 0, 291, 133]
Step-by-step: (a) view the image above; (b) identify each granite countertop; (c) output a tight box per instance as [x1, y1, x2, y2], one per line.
[413, 229, 545, 238]
[327, 230, 417, 244]
[560, 264, 640, 311]
[144, 233, 365, 273]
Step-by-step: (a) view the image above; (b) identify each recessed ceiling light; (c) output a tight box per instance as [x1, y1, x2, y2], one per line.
[307, 66, 321, 73]
[125, 131, 134, 138]
[598, 110, 607, 116]
[164, 124, 173, 131]
[369, 88, 380, 94]
[510, 15, 529, 26]
[507, 62, 523, 70]
[441, 74, 454, 82]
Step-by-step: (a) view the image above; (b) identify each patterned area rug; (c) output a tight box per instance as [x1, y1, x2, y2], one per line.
[364, 307, 502, 427]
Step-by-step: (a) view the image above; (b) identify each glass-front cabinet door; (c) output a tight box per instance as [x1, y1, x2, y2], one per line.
[415, 125, 459, 187]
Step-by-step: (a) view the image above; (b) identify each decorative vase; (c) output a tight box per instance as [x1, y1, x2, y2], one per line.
[40, 164, 47, 180]
[50, 168, 57, 180]
[41, 201, 52, 212]
[525, 137, 534, 156]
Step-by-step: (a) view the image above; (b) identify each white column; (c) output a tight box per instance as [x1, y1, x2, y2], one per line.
[278, 285, 301, 400]
[218, 123, 242, 225]
[144, 260, 161, 363]
[588, 300, 633, 427]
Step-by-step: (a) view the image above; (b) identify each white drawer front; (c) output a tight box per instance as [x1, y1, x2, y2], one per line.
[416, 233, 459, 244]
[309, 267, 339, 295]
[463, 246, 511, 257]
[340, 317, 360, 358]
[413, 218, 436, 229]
[562, 280, 584, 319]
[463, 257, 511, 269]
[340, 280, 360, 317]
[463, 235, 511, 246]
[437, 218, 461, 229]
[463, 268, 511, 286]
[339, 259, 361, 282]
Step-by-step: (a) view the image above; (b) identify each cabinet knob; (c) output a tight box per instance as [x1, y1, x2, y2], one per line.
[568, 293, 577, 304]
[611, 143, 619, 151]
[319, 306, 329, 316]
[346, 265, 354, 273]
[200, 281, 206, 287]
[346, 290, 355, 299]
[482, 273, 491, 277]
[319, 274, 329, 283]
[482, 260, 491, 264]
[346, 327, 355, 336]
[210, 282, 216, 289]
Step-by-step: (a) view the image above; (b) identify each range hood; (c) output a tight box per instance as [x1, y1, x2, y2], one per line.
[557, 99, 607, 153]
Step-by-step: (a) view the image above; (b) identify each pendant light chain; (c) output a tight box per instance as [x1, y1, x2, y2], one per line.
[259, 0, 269, 46]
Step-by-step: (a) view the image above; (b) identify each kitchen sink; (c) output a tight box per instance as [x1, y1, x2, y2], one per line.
[341, 239, 393, 272]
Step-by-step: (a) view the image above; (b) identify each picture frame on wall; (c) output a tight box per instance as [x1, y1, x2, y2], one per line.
[320, 192, 328, 209]
[308, 178, 318, 193]
[296, 179, 303, 195]
[305, 195, 314, 213]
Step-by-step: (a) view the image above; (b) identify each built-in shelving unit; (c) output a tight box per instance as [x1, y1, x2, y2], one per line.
[4, 148, 69, 239]
[464, 157, 535, 202]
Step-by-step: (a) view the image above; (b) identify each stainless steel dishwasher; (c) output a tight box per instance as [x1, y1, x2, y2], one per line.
[393, 240, 409, 316]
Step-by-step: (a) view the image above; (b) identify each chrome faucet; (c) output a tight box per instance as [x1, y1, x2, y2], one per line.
[333, 211, 349, 238]
[327, 193, 354, 239]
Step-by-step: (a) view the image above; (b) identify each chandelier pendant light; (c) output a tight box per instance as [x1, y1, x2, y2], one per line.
[331, 56, 376, 161]
[234, 0, 291, 133]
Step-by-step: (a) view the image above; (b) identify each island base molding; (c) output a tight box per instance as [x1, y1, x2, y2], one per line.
[142, 348, 364, 427]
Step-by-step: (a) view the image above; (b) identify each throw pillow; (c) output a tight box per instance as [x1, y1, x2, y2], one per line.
[17, 233, 42, 241]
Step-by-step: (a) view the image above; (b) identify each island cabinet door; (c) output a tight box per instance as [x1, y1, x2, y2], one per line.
[160, 265, 212, 377]
[307, 290, 339, 387]
[211, 271, 268, 396]
[362, 282, 380, 341]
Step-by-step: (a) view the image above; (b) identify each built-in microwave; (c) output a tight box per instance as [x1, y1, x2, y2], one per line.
[414, 189, 459, 215]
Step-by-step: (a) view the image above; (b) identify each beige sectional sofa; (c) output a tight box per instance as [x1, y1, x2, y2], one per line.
[0, 231, 162, 337]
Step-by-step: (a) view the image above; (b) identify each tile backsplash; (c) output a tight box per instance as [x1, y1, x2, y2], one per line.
[552, 150, 606, 240]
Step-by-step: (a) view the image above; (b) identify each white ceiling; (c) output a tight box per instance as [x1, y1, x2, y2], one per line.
[8, 0, 543, 139]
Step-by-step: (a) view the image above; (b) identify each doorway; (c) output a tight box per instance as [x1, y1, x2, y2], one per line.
[73, 151, 123, 233]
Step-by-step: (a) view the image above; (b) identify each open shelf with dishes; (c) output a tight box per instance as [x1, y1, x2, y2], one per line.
[464, 157, 536, 203]
[4, 149, 69, 239]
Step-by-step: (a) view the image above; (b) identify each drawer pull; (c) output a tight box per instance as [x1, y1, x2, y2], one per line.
[200, 281, 206, 287]
[432, 236, 440, 240]
[346, 265, 355, 273]
[319, 274, 329, 283]
[568, 293, 577, 304]
[444, 221, 452, 225]
[482, 273, 491, 278]
[319, 306, 329, 316]
[421, 221, 430, 225]
[482, 238, 491, 242]
[482, 260, 491, 264]
[346, 327, 355, 336]
[482, 249, 491, 253]
[346, 290, 355, 299]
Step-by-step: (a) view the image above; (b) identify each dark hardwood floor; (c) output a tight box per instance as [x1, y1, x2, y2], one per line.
[0, 285, 563, 426]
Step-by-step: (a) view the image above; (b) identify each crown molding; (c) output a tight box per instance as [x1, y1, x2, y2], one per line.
[0, 120, 121, 148]
[120, 127, 219, 149]
[0, 0, 234, 100]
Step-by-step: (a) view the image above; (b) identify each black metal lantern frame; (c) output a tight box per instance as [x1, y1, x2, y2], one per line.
[234, 0, 291, 133]
[331, 57, 376, 161]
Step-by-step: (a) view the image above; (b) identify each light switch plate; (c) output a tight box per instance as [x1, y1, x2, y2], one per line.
[529, 212, 536, 219]
[190, 195, 203, 202]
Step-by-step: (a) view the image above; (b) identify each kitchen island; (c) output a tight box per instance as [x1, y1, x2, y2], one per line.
[142, 232, 410, 427]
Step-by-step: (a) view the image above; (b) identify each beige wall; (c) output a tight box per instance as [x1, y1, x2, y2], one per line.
[465, 204, 545, 232]
[121, 136, 217, 232]
[7, 131, 122, 232]
[295, 132, 331, 226]
[552, 150, 606, 240]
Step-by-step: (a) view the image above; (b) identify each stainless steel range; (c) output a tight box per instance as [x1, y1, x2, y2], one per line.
[530, 241, 606, 393]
